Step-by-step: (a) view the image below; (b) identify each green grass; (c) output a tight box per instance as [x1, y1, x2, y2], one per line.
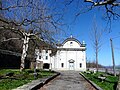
[0, 69, 55, 90]
[82, 71, 118, 90]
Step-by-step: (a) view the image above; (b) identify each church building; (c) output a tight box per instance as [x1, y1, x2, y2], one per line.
[36, 35, 86, 71]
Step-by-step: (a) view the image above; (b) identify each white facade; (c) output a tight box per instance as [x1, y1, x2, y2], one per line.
[36, 36, 86, 71]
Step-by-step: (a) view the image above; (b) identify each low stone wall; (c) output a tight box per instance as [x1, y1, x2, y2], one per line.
[88, 68, 120, 75]
[79, 72, 103, 90]
[13, 72, 60, 90]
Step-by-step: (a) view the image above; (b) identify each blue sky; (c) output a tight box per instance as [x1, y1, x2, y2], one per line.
[57, 1, 120, 66]
[4, 0, 120, 66]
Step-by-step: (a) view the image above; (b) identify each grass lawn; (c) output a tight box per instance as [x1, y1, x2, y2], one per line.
[0, 69, 55, 90]
[82, 71, 119, 90]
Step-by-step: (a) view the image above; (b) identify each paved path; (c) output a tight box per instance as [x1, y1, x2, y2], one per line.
[39, 71, 96, 90]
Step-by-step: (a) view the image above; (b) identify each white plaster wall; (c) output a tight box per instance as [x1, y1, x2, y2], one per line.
[56, 40, 86, 71]
[36, 50, 51, 64]
[36, 38, 86, 71]
[55, 50, 86, 71]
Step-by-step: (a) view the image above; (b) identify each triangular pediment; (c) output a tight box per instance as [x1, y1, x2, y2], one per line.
[68, 59, 75, 63]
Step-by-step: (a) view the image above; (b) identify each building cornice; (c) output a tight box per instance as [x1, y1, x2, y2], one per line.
[57, 47, 86, 51]
[62, 37, 81, 46]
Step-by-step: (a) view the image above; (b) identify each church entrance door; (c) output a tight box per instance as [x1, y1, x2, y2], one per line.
[69, 62, 74, 70]
[69, 59, 75, 70]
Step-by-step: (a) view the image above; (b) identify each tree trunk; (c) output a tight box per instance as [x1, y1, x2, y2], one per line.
[20, 36, 30, 72]
[96, 48, 98, 72]
[110, 38, 116, 76]
[30, 60, 35, 69]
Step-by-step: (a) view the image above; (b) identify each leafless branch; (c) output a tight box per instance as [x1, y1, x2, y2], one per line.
[85, 0, 120, 6]
[84, 0, 120, 18]
[76, 5, 94, 17]
[1, 38, 21, 42]
[0, 5, 26, 10]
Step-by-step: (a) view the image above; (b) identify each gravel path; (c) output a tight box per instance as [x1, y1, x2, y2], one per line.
[39, 71, 96, 90]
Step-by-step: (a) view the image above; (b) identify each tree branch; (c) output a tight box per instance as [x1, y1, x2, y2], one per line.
[1, 37, 21, 42]
[85, 0, 120, 6]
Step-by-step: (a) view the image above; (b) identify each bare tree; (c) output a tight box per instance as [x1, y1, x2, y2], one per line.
[63, 0, 120, 30]
[0, 27, 22, 52]
[0, 20, 42, 71]
[84, 0, 120, 24]
[0, 0, 63, 71]
[90, 19, 103, 72]
[64, 0, 120, 20]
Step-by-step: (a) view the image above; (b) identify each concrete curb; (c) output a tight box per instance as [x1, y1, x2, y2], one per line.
[13, 72, 60, 90]
[79, 72, 103, 90]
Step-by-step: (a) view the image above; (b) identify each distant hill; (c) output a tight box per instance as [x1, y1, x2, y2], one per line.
[104, 65, 120, 69]
[86, 62, 104, 68]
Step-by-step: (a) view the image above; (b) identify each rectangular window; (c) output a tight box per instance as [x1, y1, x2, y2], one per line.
[39, 56, 41, 59]
[39, 50, 41, 53]
[46, 56, 48, 60]
[46, 50, 48, 53]
[61, 63, 64, 68]
[80, 63, 82, 68]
